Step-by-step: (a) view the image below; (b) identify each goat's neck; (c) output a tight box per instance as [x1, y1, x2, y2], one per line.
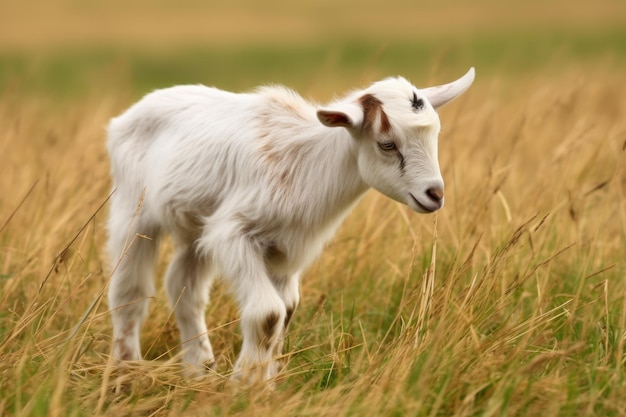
[289, 126, 369, 228]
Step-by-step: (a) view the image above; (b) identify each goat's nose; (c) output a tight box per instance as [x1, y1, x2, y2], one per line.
[426, 186, 444, 204]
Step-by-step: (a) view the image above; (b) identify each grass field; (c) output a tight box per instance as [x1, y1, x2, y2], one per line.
[1, 1, 625, 416]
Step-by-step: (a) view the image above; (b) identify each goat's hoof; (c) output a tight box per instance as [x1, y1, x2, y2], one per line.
[182, 359, 217, 379]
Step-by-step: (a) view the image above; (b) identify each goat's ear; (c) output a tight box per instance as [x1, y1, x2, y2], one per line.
[422, 67, 475, 109]
[317, 102, 363, 129]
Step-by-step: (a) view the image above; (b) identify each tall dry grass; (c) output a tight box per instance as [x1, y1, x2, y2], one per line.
[0, 65, 624, 416]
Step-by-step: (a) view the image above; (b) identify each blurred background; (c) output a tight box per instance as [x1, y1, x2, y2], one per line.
[1, 2, 625, 415]
[1, 0, 625, 97]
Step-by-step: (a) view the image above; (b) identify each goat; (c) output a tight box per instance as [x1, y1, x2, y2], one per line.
[106, 68, 475, 384]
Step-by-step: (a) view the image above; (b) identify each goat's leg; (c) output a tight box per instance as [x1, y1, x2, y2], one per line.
[107, 202, 161, 362]
[273, 272, 300, 331]
[165, 245, 216, 373]
[234, 280, 286, 385]
[269, 273, 301, 375]
[199, 225, 286, 385]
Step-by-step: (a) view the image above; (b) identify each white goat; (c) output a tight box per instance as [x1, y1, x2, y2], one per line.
[106, 68, 475, 384]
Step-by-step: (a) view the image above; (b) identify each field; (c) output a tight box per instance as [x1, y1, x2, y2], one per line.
[1, 1, 625, 416]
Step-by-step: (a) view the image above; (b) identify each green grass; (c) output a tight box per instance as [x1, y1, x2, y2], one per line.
[1, 28, 625, 97]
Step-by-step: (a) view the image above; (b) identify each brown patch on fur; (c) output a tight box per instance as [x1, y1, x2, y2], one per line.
[359, 94, 391, 134]
[284, 305, 295, 329]
[279, 169, 290, 188]
[114, 320, 137, 360]
[114, 339, 133, 360]
[262, 312, 280, 350]
[254, 88, 317, 196]
[263, 312, 280, 335]
[271, 97, 308, 123]
[265, 242, 287, 266]
[259, 141, 280, 166]
[258, 140, 309, 195]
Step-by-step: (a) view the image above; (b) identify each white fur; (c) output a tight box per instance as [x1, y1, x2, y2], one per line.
[106, 68, 474, 384]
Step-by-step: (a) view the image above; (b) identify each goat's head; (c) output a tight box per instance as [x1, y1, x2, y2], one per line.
[317, 68, 475, 213]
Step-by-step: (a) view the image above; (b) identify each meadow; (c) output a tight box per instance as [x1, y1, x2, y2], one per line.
[1, 1, 625, 415]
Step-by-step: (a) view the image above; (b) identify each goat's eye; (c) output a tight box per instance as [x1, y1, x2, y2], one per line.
[411, 92, 424, 111]
[378, 141, 397, 152]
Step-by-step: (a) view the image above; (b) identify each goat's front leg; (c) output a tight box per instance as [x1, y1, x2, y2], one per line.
[199, 224, 286, 385]
[235, 282, 286, 385]
[269, 273, 301, 376]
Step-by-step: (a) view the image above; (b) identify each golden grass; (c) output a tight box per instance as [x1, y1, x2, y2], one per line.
[0, 65, 625, 416]
[1, 0, 626, 49]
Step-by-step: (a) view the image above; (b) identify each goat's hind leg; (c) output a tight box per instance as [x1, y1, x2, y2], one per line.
[165, 245, 216, 374]
[107, 200, 161, 362]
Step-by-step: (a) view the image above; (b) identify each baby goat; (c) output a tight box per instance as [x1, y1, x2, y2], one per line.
[106, 68, 475, 384]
